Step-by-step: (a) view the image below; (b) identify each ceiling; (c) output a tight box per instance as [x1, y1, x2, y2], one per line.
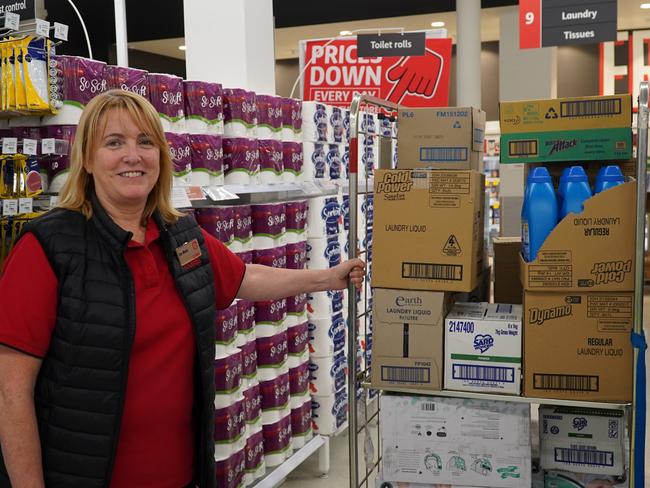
[46, 0, 650, 63]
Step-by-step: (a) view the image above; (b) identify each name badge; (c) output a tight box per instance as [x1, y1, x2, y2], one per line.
[175, 239, 202, 269]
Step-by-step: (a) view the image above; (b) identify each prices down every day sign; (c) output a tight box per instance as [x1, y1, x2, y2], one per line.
[302, 37, 452, 107]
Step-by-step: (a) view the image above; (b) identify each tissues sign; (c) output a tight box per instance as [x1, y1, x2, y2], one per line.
[357, 33, 425, 58]
[302, 37, 451, 107]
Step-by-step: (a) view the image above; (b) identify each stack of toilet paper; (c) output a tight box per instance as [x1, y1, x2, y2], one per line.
[310, 349, 349, 435]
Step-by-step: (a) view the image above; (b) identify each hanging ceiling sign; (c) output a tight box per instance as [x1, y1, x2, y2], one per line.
[0, 0, 34, 20]
[520, 0, 617, 49]
[357, 32, 426, 58]
[301, 37, 452, 107]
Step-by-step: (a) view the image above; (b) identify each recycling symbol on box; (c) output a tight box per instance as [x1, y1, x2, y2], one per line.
[442, 234, 462, 256]
[453, 120, 461, 128]
[545, 107, 559, 119]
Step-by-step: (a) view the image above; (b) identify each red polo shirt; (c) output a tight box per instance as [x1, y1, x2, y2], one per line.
[0, 219, 246, 488]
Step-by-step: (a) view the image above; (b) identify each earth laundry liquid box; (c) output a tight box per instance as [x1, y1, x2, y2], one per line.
[499, 95, 632, 163]
[539, 406, 626, 476]
[372, 169, 485, 293]
[397, 106, 485, 170]
[520, 181, 636, 293]
[371, 288, 452, 392]
[380, 395, 532, 488]
[444, 302, 522, 395]
[523, 291, 633, 402]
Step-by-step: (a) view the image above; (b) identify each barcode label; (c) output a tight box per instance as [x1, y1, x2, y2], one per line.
[452, 364, 515, 383]
[509, 140, 538, 157]
[534, 374, 599, 392]
[419, 147, 468, 162]
[560, 99, 621, 118]
[402, 262, 463, 281]
[554, 448, 614, 467]
[381, 366, 430, 384]
[421, 403, 436, 412]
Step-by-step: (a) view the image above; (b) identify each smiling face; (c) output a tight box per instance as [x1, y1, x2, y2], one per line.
[85, 108, 161, 212]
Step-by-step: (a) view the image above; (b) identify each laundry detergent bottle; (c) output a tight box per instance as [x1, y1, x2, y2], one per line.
[560, 166, 592, 219]
[556, 166, 571, 209]
[594, 164, 625, 194]
[521, 167, 558, 262]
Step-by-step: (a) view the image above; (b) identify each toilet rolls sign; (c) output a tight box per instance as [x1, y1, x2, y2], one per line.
[300, 37, 452, 107]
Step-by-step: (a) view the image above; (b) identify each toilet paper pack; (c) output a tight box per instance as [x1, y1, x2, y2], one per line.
[306, 195, 340, 237]
[258, 139, 283, 183]
[256, 94, 283, 140]
[253, 246, 287, 270]
[109, 66, 149, 99]
[308, 312, 347, 357]
[196, 207, 234, 246]
[302, 101, 328, 142]
[360, 111, 377, 135]
[232, 205, 253, 252]
[223, 137, 259, 184]
[306, 236, 341, 270]
[214, 398, 247, 459]
[255, 297, 288, 336]
[42, 124, 76, 193]
[215, 303, 238, 356]
[262, 414, 292, 467]
[239, 340, 258, 383]
[223, 88, 256, 137]
[183, 80, 223, 134]
[327, 143, 343, 181]
[244, 430, 266, 484]
[301, 141, 328, 181]
[236, 299, 256, 346]
[166, 132, 192, 186]
[252, 203, 286, 249]
[242, 382, 262, 426]
[148, 73, 185, 132]
[285, 200, 308, 243]
[214, 350, 243, 395]
[307, 289, 344, 317]
[281, 97, 302, 142]
[309, 350, 347, 395]
[282, 141, 303, 181]
[329, 106, 345, 144]
[189, 134, 223, 186]
[343, 109, 351, 143]
[286, 293, 308, 327]
[311, 387, 348, 435]
[256, 330, 288, 370]
[260, 372, 291, 420]
[215, 448, 245, 488]
[285, 242, 307, 270]
[291, 398, 313, 450]
[288, 360, 310, 400]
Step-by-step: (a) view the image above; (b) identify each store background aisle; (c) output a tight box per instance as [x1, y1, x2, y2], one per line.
[281, 289, 650, 487]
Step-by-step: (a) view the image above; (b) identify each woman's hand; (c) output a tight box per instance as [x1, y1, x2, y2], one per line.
[328, 258, 366, 291]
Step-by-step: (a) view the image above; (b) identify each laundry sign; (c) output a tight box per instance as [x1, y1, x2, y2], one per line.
[520, 0, 617, 49]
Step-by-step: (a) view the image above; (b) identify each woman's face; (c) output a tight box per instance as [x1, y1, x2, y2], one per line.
[86, 108, 160, 211]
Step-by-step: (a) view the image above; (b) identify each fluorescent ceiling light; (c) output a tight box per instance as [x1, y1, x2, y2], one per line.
[340, 30, 353, 36]
[431, 21, 446, 27]
[641, 3, 650, 8]
[178, 45, 187, 51]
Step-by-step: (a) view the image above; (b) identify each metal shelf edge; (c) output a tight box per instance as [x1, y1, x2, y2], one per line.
[360, 383, 630, 410]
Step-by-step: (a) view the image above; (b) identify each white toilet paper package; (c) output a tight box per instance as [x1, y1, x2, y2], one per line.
[311, 387, 348, 435]
[281, 97, 302, 141]
[360, 111, 377, 135]
[329, 106, 344, 143]
[306, 236, 341, 269]
[308, 312, 347, 357]
[301, 141, 327, 180]
[306, 195, 340, 237]
[165, 132, 192, 185]
[195, 207, 234, 246]
[188, 134, 223, 185]
[256, 94, 282, 139]
[183, 80, 223, 133]
[258, 139, 283, 182]
[148, 73, 185, 131]
[342, 145, 350, 178]
[301, 101, 328, 142]
[307, 289, 344, 317]
[327, 143, 342, 180]
[282, 141, 303, 180]
[215, 449, 246, 488]
[223, 88, 256, 137]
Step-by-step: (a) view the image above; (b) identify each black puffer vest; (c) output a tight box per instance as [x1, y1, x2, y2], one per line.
[0, 198, 216, 488]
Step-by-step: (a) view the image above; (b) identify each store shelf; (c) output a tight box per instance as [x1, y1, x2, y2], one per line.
[338, 178, 375, 195]
[251, 435, 326, 488]
[361, 383, 631, 411]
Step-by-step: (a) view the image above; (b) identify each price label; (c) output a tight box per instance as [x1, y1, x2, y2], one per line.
[53, 22, 69, 41]
[35, 19, 51, 38]
[49, 195, 59, 207]
[4, 12, 20, 31]
[2, 199, 18, 216]
[171, 186, 192, 209]
[19, 198, 33, 214]
[2, 137, 17, 154]
[42, 138, 56, 154]
[22, 138, 38, 155]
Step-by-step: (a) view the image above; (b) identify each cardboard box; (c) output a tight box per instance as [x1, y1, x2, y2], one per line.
[453, 266, 491, 303]
[380, 395, 532, 487]
[523, 291, 634, 402]
[444, 302, 522, 395]
[371, 288, 451, 391]
[521, 182, 636, 293]
[544, 470, 628, 487]
[372, 170, 485, 293]
[397, 106, 485, 170]
[499, 95, 632, 164]
[493, 237, 523, 304]
[540, 406, 626, 476]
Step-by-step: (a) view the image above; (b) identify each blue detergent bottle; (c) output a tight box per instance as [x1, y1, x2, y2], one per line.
[557, 167, 571, 209]
[560, 166, 592, 219]
[521, 167, 558, 262]
[594, 165, 625, 193]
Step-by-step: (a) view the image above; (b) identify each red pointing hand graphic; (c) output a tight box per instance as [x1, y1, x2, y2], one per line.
[386, 48, 445, 104]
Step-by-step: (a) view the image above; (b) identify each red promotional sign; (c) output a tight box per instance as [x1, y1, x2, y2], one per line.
[519, 0, 542, 49]
[302, 38, 452, 107]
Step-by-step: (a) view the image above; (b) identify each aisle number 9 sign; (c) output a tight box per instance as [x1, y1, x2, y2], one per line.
[520, 0, 617, 49]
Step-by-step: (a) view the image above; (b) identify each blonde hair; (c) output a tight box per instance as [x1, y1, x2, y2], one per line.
[57, 89, 182, 224]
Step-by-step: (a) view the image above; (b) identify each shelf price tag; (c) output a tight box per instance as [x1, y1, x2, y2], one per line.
[171, 186, 192, 209]
[41, 138, 56, 154]
[2, 137, 17, 154]
[2, 199, 18, 216]
[35, 19, 51, 38]
[22, 138, 38, 155]
[53, 22, 69, 41]
[19, 198, 33, 214]
[4, 12, 20, 31]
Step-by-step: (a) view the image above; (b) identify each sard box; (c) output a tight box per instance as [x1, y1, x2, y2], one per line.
[520, 181, 636, 293]
[371, 288, 452, 392]
[372, 169, 485, 293]
[398, 106, 485, 170]
[444, 302, 522, 395]
[381, 395, 532, 488]
[539, 406, 626, 476]
[523, 291, 633, 402]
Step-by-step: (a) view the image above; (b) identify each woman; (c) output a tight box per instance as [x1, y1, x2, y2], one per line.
[0, 90, 364, 488]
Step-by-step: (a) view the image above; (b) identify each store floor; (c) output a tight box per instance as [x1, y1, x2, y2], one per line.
[281, 290, 650, 487]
